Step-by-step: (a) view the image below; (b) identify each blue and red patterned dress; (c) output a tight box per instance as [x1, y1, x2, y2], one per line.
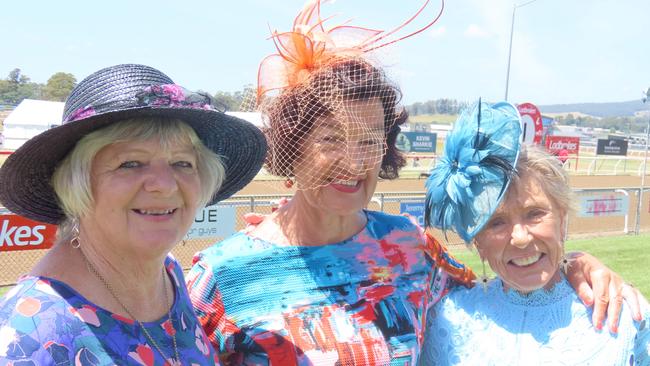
[187, 211, 472, 365]
[0, 256, 218, 366]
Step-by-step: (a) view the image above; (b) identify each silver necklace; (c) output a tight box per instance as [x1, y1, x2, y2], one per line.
[79, 249, 180, 364]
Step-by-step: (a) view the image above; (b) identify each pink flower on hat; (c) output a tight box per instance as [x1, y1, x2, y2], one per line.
[65, 106, 96, 122]
[162, 84, 185, 103]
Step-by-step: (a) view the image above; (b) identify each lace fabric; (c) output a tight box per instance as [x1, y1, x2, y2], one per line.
[420, 275, 650, 365]
[499, 274, 574, 307]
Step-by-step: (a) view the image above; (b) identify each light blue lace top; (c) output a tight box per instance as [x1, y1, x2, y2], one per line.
[420, 275, 650, 365]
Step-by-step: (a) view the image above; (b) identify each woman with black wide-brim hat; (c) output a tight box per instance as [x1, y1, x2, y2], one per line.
[0, 64, 266, 365]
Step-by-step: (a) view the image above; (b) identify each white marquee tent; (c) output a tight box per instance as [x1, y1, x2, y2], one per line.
[1, 99, 64, 150]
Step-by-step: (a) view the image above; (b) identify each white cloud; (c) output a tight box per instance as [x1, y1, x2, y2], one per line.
[469, 1, 558, 102]
[464, 24, 489, 38]
[429, 25, 447, 38]
[474, 0, 512, 33]
[508, 32, 557, 103]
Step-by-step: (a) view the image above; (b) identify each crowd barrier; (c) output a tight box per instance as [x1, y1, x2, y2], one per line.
[1, 188, 649, 287]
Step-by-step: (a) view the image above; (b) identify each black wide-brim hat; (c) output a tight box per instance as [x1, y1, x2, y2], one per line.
[0, 64, 267, 224]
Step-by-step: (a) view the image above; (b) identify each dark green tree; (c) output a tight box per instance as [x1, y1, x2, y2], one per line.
[0, 68, 42, 105]
[213, 84, 255, 112]
[42, 72, 76, 101]
[213, 91, 239, 111]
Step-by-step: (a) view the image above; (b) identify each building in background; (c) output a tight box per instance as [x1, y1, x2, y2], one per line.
[2, 99, 63, 150]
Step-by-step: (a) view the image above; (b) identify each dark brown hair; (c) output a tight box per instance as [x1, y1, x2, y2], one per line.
[262, 58, 407, 180]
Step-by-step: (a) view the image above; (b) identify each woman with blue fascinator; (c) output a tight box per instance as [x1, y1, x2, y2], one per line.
[420, 101, 650, 365]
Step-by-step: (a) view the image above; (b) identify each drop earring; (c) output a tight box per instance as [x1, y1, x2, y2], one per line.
[284, 178, 294, 189]
[70, 219, 81, 249]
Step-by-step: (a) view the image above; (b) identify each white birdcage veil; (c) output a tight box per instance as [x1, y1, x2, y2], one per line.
[253, 0, 445, 190]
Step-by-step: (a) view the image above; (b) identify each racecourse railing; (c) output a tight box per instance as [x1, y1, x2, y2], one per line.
[1, 187, 649, 287]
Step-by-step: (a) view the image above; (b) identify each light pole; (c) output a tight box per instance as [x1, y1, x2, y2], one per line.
[504, 0, 540, 101]
[635, 87, 650, 234]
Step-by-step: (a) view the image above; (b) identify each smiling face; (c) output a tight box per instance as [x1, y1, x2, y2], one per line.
[292, 98, 386, 216]
[82, 137, 201, 258]
[475, 171, 566, 293]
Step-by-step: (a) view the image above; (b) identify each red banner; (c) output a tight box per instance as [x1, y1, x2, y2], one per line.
[517, 102, 543, 145]
[545, 136, 580, 155]
[0, 214, 57, 251]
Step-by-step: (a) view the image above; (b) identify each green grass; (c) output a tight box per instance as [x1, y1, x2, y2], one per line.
[566, 155, 644, 175]
[450, 233, 650, 298]
[409, 114, 457, 124]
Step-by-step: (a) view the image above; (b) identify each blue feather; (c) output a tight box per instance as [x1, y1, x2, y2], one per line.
[424, 100, 522, 243]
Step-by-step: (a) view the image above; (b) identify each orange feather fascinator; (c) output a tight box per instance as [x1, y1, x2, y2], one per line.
[257, 0, 445, 102]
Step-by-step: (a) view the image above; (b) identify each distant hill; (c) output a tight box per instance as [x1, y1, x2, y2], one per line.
[538, 100, 647, 118]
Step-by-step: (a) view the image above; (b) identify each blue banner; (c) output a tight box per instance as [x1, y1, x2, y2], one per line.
[400, 201, 425, 227]
[396, 132, 437, 153]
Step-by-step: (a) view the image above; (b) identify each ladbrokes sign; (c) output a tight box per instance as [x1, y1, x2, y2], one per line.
[0, 214, 57, 251]
[545, 136, 580, 154]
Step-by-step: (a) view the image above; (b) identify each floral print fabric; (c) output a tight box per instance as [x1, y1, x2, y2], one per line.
[187, 211, 467, 365]
[0, 256, 218, 366]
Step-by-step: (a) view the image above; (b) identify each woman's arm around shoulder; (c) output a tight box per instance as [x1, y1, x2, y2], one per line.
[423, 232, 476, 288]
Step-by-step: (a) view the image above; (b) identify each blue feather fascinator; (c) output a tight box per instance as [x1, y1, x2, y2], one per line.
[424, 100, 522, 243]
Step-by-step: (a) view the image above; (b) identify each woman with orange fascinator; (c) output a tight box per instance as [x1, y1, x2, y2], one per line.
[188, 1, 644, 365]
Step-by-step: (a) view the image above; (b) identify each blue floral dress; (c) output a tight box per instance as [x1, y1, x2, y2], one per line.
[0, 256, 219, 365]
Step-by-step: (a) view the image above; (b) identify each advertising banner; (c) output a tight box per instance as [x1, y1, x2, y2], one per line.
[187, 204, 237, 239]
[396, 132, 437, 153]
[541, 116, 554, 143]
[517, 103, 543, 145]
[0, 214, 57, 252]
[578, 194, 629, 217]
[596, 139, 628, 156]
[545, 136, 580, 155]
[399, 201, 425, 227]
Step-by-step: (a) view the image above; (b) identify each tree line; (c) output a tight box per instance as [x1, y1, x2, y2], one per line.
[0, 69, 76, 106]
[0, 68, 257, 112]
[0, 68, 513, 120]
[2, 68, 646, 135]
[554, 114, 648, 134]
[1, 68, 470, 116]
[405, 98, 470, 116]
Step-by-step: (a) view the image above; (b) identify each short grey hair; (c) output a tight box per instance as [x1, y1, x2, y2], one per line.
[51, 117, 225, 244]
[469, 145, 575, 248]
[511, 145, 576, 217]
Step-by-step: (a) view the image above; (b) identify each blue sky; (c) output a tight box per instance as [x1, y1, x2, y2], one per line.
[3, 0, 649, 106]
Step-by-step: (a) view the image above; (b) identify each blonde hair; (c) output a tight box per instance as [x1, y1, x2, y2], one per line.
[470, 145, 576, 248]
[52, 117, 225, 244]
[511, 145, 576, 216]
